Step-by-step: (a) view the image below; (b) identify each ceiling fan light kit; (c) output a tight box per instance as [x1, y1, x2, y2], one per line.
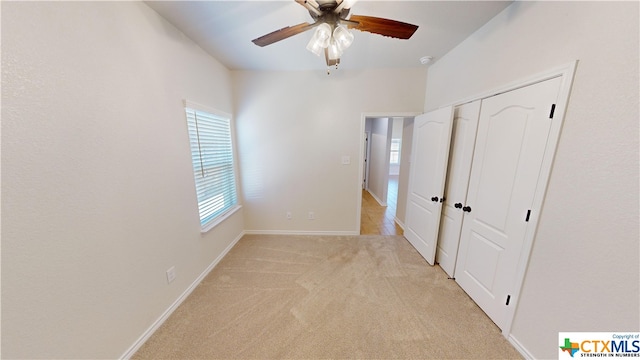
[252, 0, 419, 71]
[305, 23, 332, 56]
[327, 37, 342, 60]
[333, 25, 354, 50]
[307, 24, 353, 60]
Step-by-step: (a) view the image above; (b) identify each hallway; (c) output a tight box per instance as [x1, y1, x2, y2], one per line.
[360, 176, 403, 235]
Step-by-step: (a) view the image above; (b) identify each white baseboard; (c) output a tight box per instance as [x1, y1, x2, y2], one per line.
[368, 190, 387, 206]
[394, 217, 405, 230]
[508, 334, 535, 359]
[120, 230, 246, 359]
[243, 230, 359, 236]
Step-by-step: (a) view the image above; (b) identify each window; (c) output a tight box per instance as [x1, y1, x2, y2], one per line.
[184, 101, 239, 231]
[390, 139, 401, 164]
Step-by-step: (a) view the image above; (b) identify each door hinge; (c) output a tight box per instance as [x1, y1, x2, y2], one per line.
[525, 210, 531, 222]
[506, 295, 511, 306]
[549, 104, 556, 119]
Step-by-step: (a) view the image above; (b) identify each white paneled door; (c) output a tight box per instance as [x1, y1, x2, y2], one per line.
[404, 106, 454, 265]
[436, 100, 481, 277]
[454, 77, 562, 330]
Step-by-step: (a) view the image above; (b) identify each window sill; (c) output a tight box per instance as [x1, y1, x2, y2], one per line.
[201, 205, 242, 234]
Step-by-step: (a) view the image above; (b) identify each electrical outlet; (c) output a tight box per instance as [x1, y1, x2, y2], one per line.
[308, 211, 315, 220]
[166, 266, 176, 284]
[286, 211, 292, 220]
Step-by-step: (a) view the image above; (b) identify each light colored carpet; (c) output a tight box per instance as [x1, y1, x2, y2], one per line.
[133, 235, 522, 359]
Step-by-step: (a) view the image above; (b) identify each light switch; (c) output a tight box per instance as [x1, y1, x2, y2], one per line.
[342, 156, 351, 165]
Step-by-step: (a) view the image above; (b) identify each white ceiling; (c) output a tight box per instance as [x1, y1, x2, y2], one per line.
[146, 1, 512, 71]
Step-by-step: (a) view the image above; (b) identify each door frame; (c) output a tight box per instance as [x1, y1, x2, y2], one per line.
[362, 131, 371, 190]
[356, 112, 420, 234]
[441, 61, 578, 337]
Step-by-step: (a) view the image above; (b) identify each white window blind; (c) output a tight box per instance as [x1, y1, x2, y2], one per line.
[185, 103, 238, 230]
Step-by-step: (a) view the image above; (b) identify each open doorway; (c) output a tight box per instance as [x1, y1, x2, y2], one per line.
[387, 118, 404, 216]
[360, 116, 415, 235]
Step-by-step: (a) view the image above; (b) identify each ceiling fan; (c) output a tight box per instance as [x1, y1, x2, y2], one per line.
[252, 0, 419, 69]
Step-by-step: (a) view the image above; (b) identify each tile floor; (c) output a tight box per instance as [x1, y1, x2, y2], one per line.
[360, 176, 404, 235]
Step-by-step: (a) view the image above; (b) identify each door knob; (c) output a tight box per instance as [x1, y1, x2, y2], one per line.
[462, 206, 472, 212]
[454, 203, 463, 209]
[431, 196, 439, 202]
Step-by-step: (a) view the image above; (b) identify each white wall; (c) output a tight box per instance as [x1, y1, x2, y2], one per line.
[233, 68, 426, 233]
[395, 118, 414, 225]
[424, 2, 639, 358]
[2, 2, 244, 358]
[368, 118, 391, 204]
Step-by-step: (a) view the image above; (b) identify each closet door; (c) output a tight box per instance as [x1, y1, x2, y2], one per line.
[404, 106, 453, 265]
[454, 77, 562, 330]
[436, 100, 481, 277]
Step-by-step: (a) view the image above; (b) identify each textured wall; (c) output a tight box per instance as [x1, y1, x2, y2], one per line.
[233, 68, 426, 233]
[2, 2, 244, 358]
[424, 2, 639, 358]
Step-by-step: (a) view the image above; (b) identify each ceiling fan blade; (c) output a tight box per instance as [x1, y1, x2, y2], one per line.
[252, 22, 316, 47]
[347, 15, 418, 40]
